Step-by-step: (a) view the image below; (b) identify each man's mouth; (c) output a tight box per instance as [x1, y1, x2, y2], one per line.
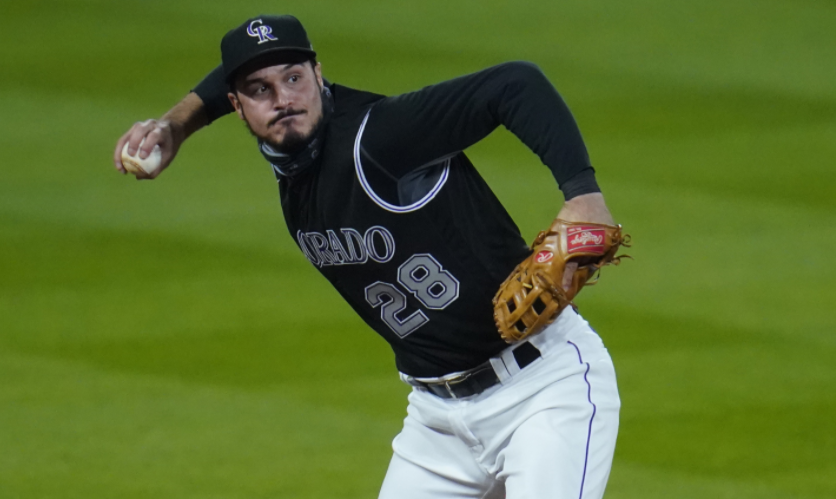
[270, 110, 305, 127]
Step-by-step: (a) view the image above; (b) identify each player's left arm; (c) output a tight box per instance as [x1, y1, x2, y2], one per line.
[361, 61, 600, 203]
[363, 61, 619, 291]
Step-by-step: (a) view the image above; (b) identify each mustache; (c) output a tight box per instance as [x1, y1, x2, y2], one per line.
[268, 109, 305, 127]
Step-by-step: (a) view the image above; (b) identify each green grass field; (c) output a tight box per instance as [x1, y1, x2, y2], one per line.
[1, 1, 834, 497]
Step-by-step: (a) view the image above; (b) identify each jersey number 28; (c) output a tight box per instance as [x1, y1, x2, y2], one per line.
[364, 254, 460, 338]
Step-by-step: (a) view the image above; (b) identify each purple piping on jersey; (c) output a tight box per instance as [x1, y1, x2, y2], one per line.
[568, 340, 597, 499]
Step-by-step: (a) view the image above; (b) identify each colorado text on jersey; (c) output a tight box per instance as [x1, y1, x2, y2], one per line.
[296, 225, 396, 267]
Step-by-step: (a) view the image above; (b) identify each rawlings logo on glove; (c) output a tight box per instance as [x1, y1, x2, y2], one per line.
[568, 227, 605, 250]
[492, 219, 631, 343]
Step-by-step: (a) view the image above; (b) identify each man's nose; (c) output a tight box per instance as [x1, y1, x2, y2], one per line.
[274, 86, 292, 108]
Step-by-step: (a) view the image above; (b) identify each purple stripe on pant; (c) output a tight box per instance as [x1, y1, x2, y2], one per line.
[568, 340, 598, 499]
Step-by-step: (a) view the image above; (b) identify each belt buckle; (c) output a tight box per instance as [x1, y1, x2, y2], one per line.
[443, 380, 457, 399]
[442, 371, 474, 399]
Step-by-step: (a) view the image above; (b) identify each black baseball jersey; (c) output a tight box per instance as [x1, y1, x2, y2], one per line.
[194, 61, 600, 377]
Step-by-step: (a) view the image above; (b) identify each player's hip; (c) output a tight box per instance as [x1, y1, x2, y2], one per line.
[394, 310, 620, 478]
[401, 307, 620, 428]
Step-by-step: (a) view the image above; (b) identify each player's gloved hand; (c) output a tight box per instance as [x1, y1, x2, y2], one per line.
[113, 119, 183, 180]
[493, 219, 630, 343]
[554, 192, 615, 292]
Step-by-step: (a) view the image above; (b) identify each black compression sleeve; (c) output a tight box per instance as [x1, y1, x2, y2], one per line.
[191, 64, 235, 124]
[560, 168, 600, 200]
[361, 61, 599, 198]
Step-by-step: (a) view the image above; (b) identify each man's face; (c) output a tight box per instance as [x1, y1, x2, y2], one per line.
[229, 59, 324, 153]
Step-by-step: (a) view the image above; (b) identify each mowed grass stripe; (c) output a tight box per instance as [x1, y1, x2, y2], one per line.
[588, 180, 834, 341]
[0, 352, 398, 499]
[584, 302, 836, 494]
[607, 461, 825, 499]
[4, 1, 833, 102]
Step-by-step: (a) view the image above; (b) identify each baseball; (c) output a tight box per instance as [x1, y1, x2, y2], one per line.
[121, 139, 162, 175]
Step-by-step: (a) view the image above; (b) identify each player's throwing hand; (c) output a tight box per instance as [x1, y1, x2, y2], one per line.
[113, 93, 206, 179]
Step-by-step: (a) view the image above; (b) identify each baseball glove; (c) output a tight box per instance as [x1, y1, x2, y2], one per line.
[493, 218, 630, 343]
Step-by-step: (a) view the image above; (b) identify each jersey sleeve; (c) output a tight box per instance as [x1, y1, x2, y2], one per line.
[191, 64, 235, 124]
[360, 61, 600, 199]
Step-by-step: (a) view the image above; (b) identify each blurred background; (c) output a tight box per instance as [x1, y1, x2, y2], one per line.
[1, 1, 834, 497]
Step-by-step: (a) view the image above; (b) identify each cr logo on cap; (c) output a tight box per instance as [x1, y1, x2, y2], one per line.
[247, 20, 278, 44]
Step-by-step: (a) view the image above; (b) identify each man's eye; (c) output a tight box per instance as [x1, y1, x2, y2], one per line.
[288, 75, 300, 83]
[257, 85, 268, 93]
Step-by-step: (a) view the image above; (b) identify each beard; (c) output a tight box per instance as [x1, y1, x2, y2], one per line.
[241, 91, 325, 156]
[268, 121, 316, 154]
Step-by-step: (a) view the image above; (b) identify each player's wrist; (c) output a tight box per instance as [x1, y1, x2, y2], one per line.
[556, 193, 615, 225]
[161, 92, 208, 144]
[559, 168, 600, 201]
[162, 119, 185, 148]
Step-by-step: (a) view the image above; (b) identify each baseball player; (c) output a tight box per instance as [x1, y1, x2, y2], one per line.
[114, 15, 627, 499]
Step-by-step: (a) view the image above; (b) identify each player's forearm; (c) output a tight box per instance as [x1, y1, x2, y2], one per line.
[556, 192, 615, 225]
[192, 64, 235, 123]
[160, 92, 209, 144]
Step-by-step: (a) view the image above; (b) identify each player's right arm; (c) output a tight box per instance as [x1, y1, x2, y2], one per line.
[113, 64, 233, 179]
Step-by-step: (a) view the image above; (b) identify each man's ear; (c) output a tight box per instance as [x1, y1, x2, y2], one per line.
[314, 63, 324, 89]
[228, 92, 245, 120]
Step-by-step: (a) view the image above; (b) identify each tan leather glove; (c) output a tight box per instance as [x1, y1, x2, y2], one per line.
[493, 219, 630, 343]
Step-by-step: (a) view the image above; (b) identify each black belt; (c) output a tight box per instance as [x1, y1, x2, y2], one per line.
[415, 342, 542, 399]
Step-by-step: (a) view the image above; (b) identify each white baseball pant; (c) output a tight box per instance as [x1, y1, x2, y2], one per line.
[378, 307, 620, 499]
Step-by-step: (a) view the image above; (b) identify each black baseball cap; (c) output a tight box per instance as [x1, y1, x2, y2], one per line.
[221, 15, 316, 83]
